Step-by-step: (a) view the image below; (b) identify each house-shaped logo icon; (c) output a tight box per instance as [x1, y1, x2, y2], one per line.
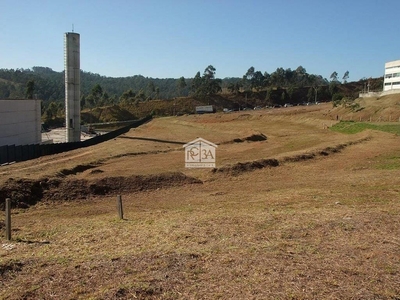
[183, 137, 217, 168]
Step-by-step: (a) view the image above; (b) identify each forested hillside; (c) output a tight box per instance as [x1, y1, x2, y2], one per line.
[0, 66, 384, 126]
[0, 67, 190, 102]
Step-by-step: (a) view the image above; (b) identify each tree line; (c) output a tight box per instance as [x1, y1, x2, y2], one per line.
[0, 65, 355, 103]
[1, 64, 382, 124]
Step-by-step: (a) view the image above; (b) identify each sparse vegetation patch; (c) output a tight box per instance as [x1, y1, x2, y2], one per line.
[331, 121, 400, 135]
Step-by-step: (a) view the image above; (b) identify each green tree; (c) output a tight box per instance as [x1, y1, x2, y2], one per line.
[91, 84, 103, 98]
[330, 71, 339, 82]
[329, 71, 339, 96]
[329, 81, 338, 96]
[281, 91, 286, 102]
[177, 76, 187, 96]
[271, 67, 285, 88]
[265, 87, 273, 106]
[243, 66, 255, 91]
[342, 71, 349, 83]
[155, 87, 160, 99]
[120, 89, 136, 105]
[307, 87, 314, 102]
[147, 81, 155, 99]
[295, 66, 307, 86]
[242, 67, 264, 91]
[190, 71, 202, 95]
[287, 85, 295, 101]
[284, 68, 294, 86]
[203, 65, 222, 95]
[263, 72, 271, 87]
[191, 66, 221, 98]
[227, 81, 242, 94]
[80, 95, 86, 108]
[26, 80, 34, 99]
[136, 89, 146, 101]
[101, 91, 110, 106]
[253, 71, 265, 91]
[86, 84, 104, 107]
[43, 101, 62, 122]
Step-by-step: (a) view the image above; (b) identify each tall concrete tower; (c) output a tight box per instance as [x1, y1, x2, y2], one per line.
[64, 32, 81, 142]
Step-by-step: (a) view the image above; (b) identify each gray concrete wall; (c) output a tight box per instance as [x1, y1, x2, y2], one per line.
[359, 89, 400, 98]
[0, 99, 42, 146]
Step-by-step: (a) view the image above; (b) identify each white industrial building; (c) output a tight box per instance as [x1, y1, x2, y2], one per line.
[0, 99, 42, 146]
[383, 60, 400, 92]
[360, 59, 400, 97]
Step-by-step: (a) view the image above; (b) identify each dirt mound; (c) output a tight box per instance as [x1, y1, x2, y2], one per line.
[0, 178, 43, 209]
[230, 133, 267, 143]
[81, 105, 136, 123]
[282, 138, 370, 163]
[244, 133, 267, 142]
[212, 158, 279, 176]
[87, 172, 202, 196]
[0, 172, 202, 208]
[212, 137, 372, 176]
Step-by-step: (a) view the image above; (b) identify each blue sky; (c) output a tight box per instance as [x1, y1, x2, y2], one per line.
[1, 0, 399, 81]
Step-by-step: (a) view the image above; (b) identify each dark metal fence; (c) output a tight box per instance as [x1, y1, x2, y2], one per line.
[0, 116, 152, 165]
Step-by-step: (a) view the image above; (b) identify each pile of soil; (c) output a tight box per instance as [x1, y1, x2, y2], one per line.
[0, 178, 43, 209]
[212, 137, 371, 176]
[212, 158, 279, 176]
[244, 133, 267, 142]
[0, 172, 202, 209]
[231, 133, 267, 143]
[282, 138, 370, 163]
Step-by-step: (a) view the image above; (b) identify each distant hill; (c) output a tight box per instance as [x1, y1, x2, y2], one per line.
[1, 66, 389, 126]
[0, 67, 192, 101]
[0, 66, 383, 104]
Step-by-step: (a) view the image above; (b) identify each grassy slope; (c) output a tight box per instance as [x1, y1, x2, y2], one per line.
[331, 121, 400, 135]
[332, 94, 400, 122]
[1, 103, 400, 299]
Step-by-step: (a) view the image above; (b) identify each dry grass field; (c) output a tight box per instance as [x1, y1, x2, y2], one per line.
[1, 101, 400, 299]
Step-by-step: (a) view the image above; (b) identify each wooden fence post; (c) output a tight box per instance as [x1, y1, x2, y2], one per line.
[5, 198, 11, 240]
[117, 195, 124, 220]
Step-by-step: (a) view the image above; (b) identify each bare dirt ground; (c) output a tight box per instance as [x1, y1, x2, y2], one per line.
[1, 102, 400, 299]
